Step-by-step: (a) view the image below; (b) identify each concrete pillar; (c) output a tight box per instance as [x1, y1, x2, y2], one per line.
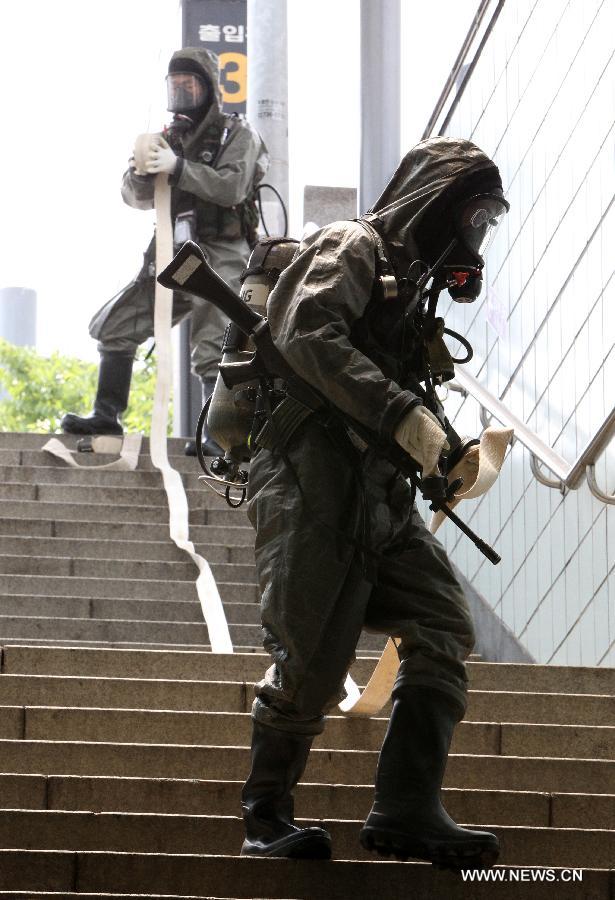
[303, 186, 357, 230]
[247, 0, 289, 236]
[359, 0, 401, 213]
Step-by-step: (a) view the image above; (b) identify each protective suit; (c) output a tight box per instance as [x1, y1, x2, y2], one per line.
[62, 48, 268, 439]
[241, 137, 506, 869]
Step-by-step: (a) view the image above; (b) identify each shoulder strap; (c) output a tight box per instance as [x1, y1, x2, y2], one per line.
[241, 237, 301, 281]
[353, 218, 399, 300]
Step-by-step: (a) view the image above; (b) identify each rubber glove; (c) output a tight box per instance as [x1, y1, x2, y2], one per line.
[394, 405, 449, 475]
[143, 136, 178, 175]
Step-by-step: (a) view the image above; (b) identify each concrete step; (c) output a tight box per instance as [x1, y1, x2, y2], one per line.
[0, 638, 272, 654]
[0, 499, 173, 525]
[0, 739, 611, 792]
[0, 646, 300, 681]
[4, 645, 612, 696]
[0, 431, 611, 894]
[0, 615, 254, 646]
[0, 673, 611, 726]
[0, 615, 387, 655]
[0, 478, 230, 509]
[0, 675, 252, 713]
[0, 596, 261, 625]
[5, 771, 614, 829]
[0, 554, 257, 585]
[10, 707, 614, 758]
[0, 480, 228, 510]
[465, 690, 615, 726]
[8, 446, 205, 474]
[0, 706, 493, 753]
[0, 433, 190, 453]
[467, 662, 615, 696]
[0, 499, 250, 529]
[0, 464, 170, 489]
[0, 574, 258, 602]
[0, 517, 255, 546]
[0, 450, 21, 465]
[0, 535, 255, 565]
[0, 808, 610, 868]
[0, 850, 608, 898]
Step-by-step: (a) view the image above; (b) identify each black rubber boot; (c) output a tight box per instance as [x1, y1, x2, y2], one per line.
[360, 686, 500, 870]
[61, 352, 133, 436]
[240, 720, 332, 859]
[185, 375, 223, 457]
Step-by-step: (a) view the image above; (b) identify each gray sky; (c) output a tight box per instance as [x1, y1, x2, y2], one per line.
[0, 0, 473, 361]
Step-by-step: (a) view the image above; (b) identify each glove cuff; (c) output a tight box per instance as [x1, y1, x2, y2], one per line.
[169, 157, 184, 186]
[381, 394, 421, 441]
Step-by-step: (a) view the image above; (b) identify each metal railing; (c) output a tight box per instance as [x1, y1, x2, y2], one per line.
[422, 0, 614, 504]
[422, 0, 504, 140]
[449, 368, 615, 504]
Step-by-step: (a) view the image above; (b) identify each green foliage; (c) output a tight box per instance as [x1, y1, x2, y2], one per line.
[0, 339, 170, 434]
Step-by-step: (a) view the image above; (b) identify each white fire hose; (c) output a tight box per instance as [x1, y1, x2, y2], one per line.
[44, 134, 232, 654]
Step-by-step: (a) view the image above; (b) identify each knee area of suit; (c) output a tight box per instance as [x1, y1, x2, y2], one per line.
[392, 683, 466, 722]
[251, 698, 326, 738]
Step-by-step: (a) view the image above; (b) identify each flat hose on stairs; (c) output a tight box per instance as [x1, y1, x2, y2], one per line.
[148, 162, 232, 654]
[44, 135, 233, 654]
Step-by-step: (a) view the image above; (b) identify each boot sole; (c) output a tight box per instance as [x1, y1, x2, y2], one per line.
[360, 825, 499, 871]
[241, 830, 332, 860]
[61, 420, 123, 436]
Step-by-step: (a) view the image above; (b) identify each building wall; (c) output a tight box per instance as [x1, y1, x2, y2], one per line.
[419, 0, 614, 666]
[0, 288, 36, 348]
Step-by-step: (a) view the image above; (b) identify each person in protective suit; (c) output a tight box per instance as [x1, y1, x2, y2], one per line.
[61, 48, 268, 453]
[240, 137, 509, 869]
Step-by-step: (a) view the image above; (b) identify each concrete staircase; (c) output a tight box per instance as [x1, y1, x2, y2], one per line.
[0, 431, 612, 898]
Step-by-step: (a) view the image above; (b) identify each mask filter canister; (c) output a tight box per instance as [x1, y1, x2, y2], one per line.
[447, 267, 483, 303]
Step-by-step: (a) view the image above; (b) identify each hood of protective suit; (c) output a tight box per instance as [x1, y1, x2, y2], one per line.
[365, 137, 503, 267]
[167, 47, 224, 154]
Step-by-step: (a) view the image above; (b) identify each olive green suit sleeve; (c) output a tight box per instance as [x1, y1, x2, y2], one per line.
[172, 122, 267, 207]
[120, 169, 155, 210]
[266, 221, 420, 439]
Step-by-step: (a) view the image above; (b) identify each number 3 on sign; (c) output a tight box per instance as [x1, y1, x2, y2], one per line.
[219, 52, 247, 105]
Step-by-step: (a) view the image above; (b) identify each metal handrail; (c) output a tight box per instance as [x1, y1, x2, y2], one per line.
[422, 3, 614, 502]
[450, 367, 615, 504]
[422, 0, 504, 140]
[421, 0, 492, 139]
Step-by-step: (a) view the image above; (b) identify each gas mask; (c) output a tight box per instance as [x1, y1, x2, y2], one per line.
[166, 71, 209, 114]
[443, 192, 509, 303]
[164, 70, 212, 147]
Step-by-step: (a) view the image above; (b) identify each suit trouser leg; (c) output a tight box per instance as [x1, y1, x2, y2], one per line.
[91, 281, 193, 357]
[241, 426, 369, 857]
[247, 428, 475, 731]
[190, 236, 249, 379]
[364, 503, 475, 716]
[246, 427, 372, 737]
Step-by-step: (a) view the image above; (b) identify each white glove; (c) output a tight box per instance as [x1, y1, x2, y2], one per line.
[142, 136, 178, 175]
[394, 405, 449, 475]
